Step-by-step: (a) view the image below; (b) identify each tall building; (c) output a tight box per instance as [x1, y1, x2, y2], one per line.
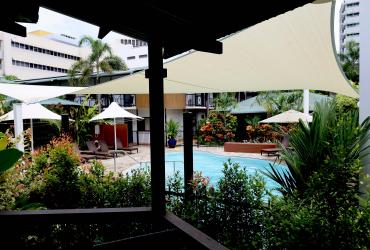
[340, 0, 360, 53]
[0, 30, 90, 80]
[108, 37, 148, 69]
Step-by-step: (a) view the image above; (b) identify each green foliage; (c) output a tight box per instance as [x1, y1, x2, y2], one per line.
[167, 161, 270, 249]
[339, 41, 359, 84]
[27, 136, 81, 209]
[68, 36, 128, 86]
[165, 119, 180, 139]
[0, 132, 23, 173]
[3, 75, 19, 81]
[197, 112, 237, 145]
[213, 92, 237, 112]
[334, 93, 358, 115]
[70, 96, 97, 148]
[256, 91, 303, 116]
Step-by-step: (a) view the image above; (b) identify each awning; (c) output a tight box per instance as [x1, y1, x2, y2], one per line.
[0, 83, 85, 103]
[75, 2, 357, 98]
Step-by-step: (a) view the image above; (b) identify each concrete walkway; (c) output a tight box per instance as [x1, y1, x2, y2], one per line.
[100, 145, 280, 174]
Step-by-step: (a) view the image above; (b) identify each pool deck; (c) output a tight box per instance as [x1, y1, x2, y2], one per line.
[100, 145, 281, 174]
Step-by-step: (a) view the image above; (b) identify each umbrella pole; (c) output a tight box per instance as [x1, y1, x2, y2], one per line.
[114, 117, 117, 172]
[30, 119, 34, 153]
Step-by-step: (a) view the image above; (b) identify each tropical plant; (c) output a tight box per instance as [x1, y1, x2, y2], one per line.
[70, 96, 98, 148]
[68, 35, 128, 86]
[213, 93, 237, 113]
[264, 101, 370, 196]
[338, 41, 359, 84]
[166, 119, 180, 139]
[255, 91, 303, 116]
[197, 112, 237, 145]
[0, 132, 23, 173]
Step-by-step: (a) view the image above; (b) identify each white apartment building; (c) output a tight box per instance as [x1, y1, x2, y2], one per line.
[0, 30, 90, 80]
[108, 37, 148, 69]
[340, 0, 360, 53]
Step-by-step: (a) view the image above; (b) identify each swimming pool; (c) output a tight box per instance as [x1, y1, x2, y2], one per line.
[136, 151, 286, 192]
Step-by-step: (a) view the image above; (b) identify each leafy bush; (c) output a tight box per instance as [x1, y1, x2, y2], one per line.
[197, 112, 237, 145]
[167, 161, 270, 249]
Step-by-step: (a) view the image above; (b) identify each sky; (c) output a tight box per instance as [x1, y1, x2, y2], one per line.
[21, 1, 344, 50]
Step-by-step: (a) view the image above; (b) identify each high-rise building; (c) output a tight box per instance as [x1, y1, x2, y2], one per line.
[0, 30, 90, 80]
[339, 0, 360, 53]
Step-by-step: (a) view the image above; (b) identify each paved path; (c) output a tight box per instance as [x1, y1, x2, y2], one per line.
[100, 145, 280, 174]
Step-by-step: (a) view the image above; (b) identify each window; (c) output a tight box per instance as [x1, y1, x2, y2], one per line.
[127, 56, 135, 60]
[139, 54, 147, 59]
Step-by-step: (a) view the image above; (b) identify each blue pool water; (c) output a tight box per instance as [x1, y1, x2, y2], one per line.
[137, 151, 286, 193]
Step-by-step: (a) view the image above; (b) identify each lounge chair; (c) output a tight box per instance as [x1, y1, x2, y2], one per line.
[260, 136, 290, 156]
[72, 143, 99, 163]
[116, 138, 139, 154]
[86, 140, 112, 159]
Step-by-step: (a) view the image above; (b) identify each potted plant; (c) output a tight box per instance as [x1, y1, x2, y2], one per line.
[166, 119, 180, 148]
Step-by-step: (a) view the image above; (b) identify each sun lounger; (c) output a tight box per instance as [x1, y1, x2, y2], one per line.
[116, 139, 138, 154]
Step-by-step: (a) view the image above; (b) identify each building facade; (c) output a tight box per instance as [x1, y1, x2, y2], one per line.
[0, 30, 90, 79]
[340, 0, 360, 53]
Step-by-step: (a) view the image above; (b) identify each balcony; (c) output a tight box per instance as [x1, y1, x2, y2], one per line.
[185, 94, 214, 109]
[101, 94, 136, 109]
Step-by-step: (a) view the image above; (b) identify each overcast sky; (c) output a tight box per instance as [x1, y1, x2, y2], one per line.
[21, 1, 344, 50]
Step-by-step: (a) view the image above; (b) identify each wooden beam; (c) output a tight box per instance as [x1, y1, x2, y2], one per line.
[165, 212, 229, 250]
[0, 207, 152, 225]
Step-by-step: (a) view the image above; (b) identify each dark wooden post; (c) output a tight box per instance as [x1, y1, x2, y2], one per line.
[61, 114, 69, 134]
[183, 112, 194, 202]
[146, 38, 166, 216]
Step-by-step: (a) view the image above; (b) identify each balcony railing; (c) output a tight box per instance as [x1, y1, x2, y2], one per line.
[185, 94, 214, 108]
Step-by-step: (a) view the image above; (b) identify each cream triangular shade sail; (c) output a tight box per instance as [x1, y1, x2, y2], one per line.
[259, 110, 313, 123]
[75, 1, 357, 98]
[0, 83, 85, 103]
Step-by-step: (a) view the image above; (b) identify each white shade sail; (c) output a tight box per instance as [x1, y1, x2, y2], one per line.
[90, 102, 143, 121]
[0, 83, 85, 103]
[0, 103, 61, 121]
[259, 110, 313, 123]
[75, 2, 357, 98]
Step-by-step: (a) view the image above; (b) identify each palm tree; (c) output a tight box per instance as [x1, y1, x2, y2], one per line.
[338, 41, 359, 84]
[255, 91, 303, 117]
[69, 36, 128, 86]
[213, 93, 237, 113]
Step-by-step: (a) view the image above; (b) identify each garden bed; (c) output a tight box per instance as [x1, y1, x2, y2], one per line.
[224, 142, 276, 153]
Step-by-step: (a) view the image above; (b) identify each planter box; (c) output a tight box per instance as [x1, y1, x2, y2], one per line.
[224, 142, 276, 153]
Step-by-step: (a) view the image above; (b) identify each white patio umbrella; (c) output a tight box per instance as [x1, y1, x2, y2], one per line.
[259, 109, 312, 123]
[89, 102, 143, 171]
[0, 103, 62, 152]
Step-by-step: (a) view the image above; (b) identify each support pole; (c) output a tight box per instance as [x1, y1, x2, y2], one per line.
[360, 0, 370, 194]
[30, 119, 34, 152]
[146, 38, 166, 216]
[303, 89, 309, 114]
[183, 112, 194, 203]
[114, 117, 117, 172]
[13, 103, 24, 152]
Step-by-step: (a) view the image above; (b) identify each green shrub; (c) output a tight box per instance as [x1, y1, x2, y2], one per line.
[167, 161, 270, 249]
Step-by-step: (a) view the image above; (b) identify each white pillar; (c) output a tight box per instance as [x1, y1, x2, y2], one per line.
[13, 103, 24, 152]
[303, 89, 309, 114]
[360, 0, 370, 191]
[30, 119, 34, 152]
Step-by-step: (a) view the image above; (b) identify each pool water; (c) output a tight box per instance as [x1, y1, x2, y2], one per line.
[137, 151, 287, 193]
